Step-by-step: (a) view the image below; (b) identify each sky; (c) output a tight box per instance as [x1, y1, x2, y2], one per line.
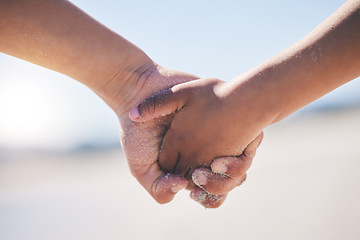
[0, 0, 358, 151]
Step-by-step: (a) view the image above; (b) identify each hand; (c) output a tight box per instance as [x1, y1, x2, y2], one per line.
[100, 62, 254, 207]
[190, 132, 263, 208]
[0, 0, 266, 208]
[129, 77, 264, 207]
[113, 64, 198, 204]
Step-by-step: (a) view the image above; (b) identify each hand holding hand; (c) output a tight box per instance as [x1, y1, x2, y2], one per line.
[130, 77, 264, 207]
[114, 65, 199, 204]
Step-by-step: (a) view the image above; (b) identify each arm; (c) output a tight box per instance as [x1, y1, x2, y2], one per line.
[0, 0, 243, 207]
[0, 0, 150, 98]
[224, 0, 360, 128]
[130, 0, 360, 206]
[0, 0, 193, 203]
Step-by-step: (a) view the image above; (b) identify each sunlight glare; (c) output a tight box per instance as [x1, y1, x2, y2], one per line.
[0, 79, 70, 150]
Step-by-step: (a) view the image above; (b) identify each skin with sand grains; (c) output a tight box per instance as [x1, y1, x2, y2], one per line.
[129, 78, 264, 202]
[120, 67, 263, 208]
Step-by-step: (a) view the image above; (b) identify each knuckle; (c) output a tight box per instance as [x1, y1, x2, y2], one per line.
[138, 93, 159, 116]
[227, 160, 247, 178]
[142, 96, 156, 115]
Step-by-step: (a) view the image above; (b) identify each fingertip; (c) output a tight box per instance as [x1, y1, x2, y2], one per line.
[190, 188, 226, 209]
[258, 131, 264, 144]
[211, 157, 230, 175]
[152, 173, 188, 204]
[193, 166, 245, 196]
[243, 147, 255, 158]
[244, 132, 264, 157]
[170, 177, 188, 193]
[129, 107, 141, 121]
[192, 168, 209, 187]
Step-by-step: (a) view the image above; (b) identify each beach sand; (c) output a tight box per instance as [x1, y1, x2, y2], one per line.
[1, 108, 360, 240]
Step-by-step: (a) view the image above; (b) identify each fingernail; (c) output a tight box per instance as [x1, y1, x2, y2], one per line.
[193, 171, 207, 186]
[129, 107, 140, 119]
[213, 163, 228, 174]
[171, 184, 185, 193]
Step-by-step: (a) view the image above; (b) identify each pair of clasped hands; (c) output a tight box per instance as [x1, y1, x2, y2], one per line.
[114, 0, 360, 208]
[2, 0, 357, 209]
[105, 0, 360, 208]
[118, 65, 264, 208]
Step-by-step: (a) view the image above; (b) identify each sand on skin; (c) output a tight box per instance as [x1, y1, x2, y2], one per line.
[1, 108, 360, 240]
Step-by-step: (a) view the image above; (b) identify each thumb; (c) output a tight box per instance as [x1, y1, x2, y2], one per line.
[129, 87, 187, 122]
[131, 162, 188, 204]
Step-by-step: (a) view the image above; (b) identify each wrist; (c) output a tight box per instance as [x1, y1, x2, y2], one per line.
[94, 59, 157, 115]
[98, 64, 200, 117]
[219, 70, 279, 132]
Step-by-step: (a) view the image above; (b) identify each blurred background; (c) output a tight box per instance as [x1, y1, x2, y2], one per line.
[1, 0, 360, 239]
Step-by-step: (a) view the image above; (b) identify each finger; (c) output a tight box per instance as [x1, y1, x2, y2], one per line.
[129, 86, 188, 122]
[133, 162, 188, 204]
[158, 130, 182, 174]
[192, 168, 247, 195]
[190, 187, 227, 209]
[243, 131, 264, 158]
[211, 132, 264, 177]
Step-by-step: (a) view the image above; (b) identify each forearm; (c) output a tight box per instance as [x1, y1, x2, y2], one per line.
[0, 0, 153, 103]
[226, 0, 360, 127]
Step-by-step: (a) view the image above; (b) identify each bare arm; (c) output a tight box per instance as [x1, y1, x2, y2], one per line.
[0, 0, 152, 109]
[0, 0, 244, 207]
[224, 0, 360, 128]
[0, 0, 190, 204]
